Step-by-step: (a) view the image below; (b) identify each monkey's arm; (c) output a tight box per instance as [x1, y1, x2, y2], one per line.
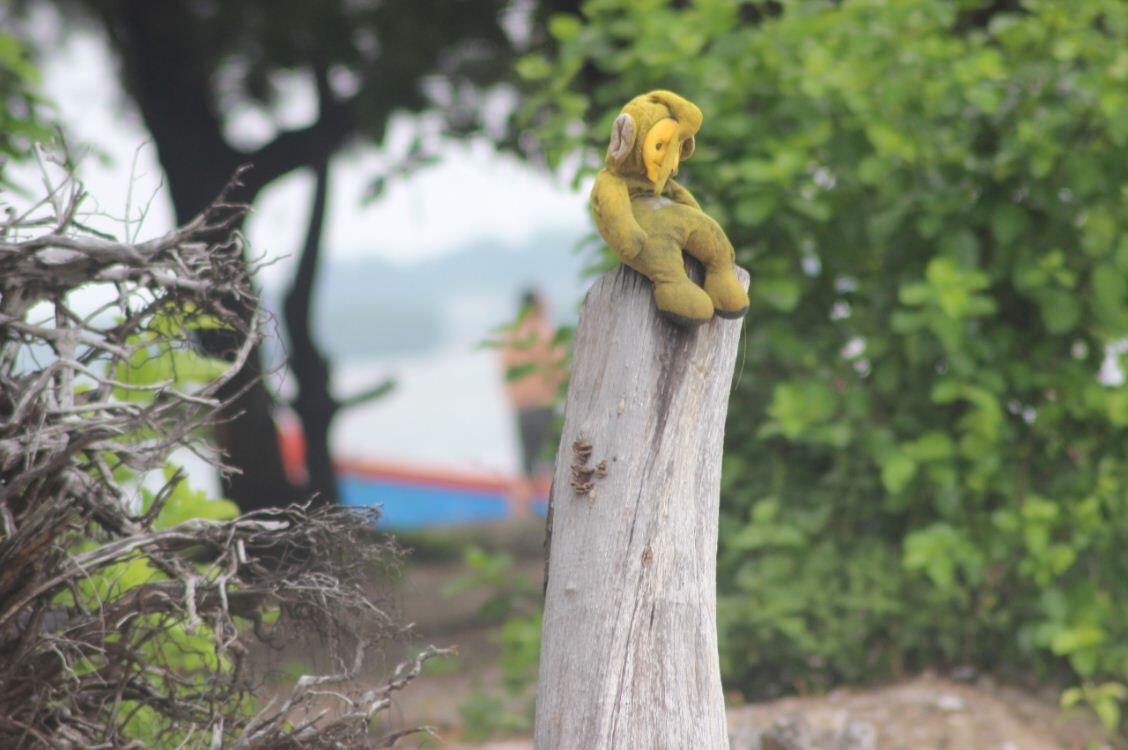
[591, 170, 647, 262]
[665, 179, 703, 211]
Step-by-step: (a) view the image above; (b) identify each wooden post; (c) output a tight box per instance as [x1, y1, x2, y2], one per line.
[535, 262, 749, 750]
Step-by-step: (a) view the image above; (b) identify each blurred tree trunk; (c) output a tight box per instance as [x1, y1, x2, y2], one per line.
[100, 2, 353, 511]
[283, 156, 337, 506]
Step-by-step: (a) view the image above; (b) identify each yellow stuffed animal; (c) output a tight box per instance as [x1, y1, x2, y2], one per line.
[591, 90, 749, 327]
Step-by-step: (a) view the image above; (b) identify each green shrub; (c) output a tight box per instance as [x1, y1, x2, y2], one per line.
[523, 0, 1128, 728]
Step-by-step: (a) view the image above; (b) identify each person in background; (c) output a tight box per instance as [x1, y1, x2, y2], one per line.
[500, 289, 566, 511]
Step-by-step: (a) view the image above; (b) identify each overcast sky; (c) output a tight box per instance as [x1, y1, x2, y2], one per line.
[19, 21, 589, 287]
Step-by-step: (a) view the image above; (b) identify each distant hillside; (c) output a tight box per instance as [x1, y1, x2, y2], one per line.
[264, 228, 593, 362]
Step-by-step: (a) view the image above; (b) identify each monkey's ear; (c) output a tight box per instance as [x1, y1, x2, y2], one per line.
[606, 114, 636, 165]
[680, 135, 696, 161]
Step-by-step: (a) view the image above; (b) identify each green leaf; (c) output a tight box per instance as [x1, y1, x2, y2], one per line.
[1039, 290, 1081, 334]
[880, 452, 917, 494]
[515, 54, 552, 81]
[548, 14, 582, 41]
[788, 196, 831, 222]
[898, 282, 930, 306]
[902, 432, 954, 462]
[990, 203, 1026, 246]
[1094, 698, 1121, 732]
[734, 193, 779, 226]
[505, 363, 540, 382]
[1091, 263, 1128, 331]
[753, 276, 802, 312]
[767, 381, 836, 439]
[1050, 625, 1106, 656]
[156, 471, 239, 529]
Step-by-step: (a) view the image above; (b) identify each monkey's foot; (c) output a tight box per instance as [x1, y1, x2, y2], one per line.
[653, 280, 714, 327]
[714, 305, 749, 320]
[704, 271, 750, 319]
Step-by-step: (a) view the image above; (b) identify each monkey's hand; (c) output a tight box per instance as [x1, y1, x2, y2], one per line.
[619, 227, 647, 262]
[591, 170, 648, 263]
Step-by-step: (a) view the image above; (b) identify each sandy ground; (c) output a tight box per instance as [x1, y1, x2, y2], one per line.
[722, 673, 1112, 750]
[431, 672, 1113, 749]
[434, 672, 1113, 749]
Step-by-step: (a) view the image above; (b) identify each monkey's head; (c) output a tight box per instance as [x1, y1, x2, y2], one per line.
[604, 90, 703, 195]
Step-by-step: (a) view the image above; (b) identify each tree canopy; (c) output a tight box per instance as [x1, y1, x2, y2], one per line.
[58, 0, 551, 218]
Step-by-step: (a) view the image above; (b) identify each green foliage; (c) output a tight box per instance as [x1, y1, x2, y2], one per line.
[458, 688, 533, 742]
[445, 546, 537, 625]
[1064, 681, 1128, 734]
[0, 30, 53, 198]
[150, 465, 241, 527]
[447, 547, 542, 740]
[0, 31, 50, 168]
[527, 0, 1128, 731]
[59, 464, 245, 748]
[111, 308, 234, 402]
[70, 312, 244, 747]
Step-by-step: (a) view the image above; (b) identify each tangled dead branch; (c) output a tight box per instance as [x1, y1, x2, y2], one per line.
[0, 150, 443, 749]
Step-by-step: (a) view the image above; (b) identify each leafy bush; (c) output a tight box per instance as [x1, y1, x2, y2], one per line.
[523, 0, 1128, 730]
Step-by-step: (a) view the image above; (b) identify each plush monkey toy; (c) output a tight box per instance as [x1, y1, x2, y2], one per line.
[591, 91, 749, 327]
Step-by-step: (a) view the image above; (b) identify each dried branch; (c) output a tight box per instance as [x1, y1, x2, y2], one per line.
[0, 153, 435, 749]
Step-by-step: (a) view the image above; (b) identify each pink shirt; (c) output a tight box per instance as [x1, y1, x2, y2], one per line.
[500, 313, 566, 409]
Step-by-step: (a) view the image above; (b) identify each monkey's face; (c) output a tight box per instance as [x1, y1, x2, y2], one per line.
[604, 91, 703, 195]
[642, 117, 681, 184]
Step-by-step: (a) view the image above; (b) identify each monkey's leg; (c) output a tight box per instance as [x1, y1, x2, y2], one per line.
[627, 231, 715, 327]
[674, 207, 750, 319]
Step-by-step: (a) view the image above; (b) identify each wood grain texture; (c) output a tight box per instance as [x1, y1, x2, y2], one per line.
[535, 262, 749, 750]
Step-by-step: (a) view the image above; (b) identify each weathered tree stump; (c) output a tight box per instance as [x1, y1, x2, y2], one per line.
[535, 262, 749, 750]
